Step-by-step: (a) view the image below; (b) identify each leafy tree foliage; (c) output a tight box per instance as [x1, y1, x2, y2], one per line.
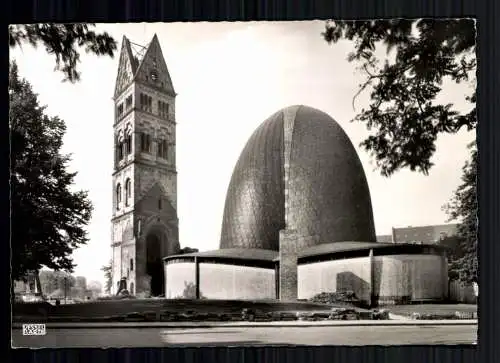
[9, 23, 117, 82]
[179, 281, 205, 299]
[179, 247, 199, 254]
[323, 19, 477, 282]
[10, 62, 93, 281]
[323, 19, 476, 176]
[101, 261, 113, 295]
[38, 270, 76, 296]
[87, 280, 104, 296]
[443, 143, 478, 282]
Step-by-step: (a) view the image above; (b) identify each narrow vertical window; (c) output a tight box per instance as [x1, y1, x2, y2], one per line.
[126, 132, 132, 154]
[164, 141, 168, 159]
[126, 95, 133, 110]
[140, 132, 151, 153]
[117, 103, 124, 118]
[116, 184, 122, 210]
[140, 132, 145, 151]
[125, 178, 131, 206]
[157, 140, 168, 159]
[118, 138, 124, 161]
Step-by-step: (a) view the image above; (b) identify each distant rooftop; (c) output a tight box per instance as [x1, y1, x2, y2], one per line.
[378, 224, 459, 244]
[392, 223, 458, 244]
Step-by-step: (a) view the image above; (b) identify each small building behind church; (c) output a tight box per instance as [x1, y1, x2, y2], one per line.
[377, 224, 459, 244]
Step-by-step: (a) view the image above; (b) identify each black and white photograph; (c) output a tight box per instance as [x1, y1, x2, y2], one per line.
[10, 19, 478, 347]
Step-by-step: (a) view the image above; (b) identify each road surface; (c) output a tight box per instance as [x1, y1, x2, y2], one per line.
[12, 324, 477, 347]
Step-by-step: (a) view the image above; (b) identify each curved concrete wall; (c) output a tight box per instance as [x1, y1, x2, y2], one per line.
[165, 261, 276, 300]
[373, 254, 447, 303]
[199, 263, 275, 300]
[166, 253, 446, 303]
[298, 254, 447, 304]
[298, 257, 371, 302]
[165, 262, 196, 299]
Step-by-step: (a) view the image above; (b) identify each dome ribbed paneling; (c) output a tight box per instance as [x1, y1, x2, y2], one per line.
[219, 111, 285, 250]
[219, 105, 376, 251]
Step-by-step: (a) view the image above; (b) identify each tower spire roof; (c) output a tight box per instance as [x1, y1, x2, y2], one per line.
[133, 34, 176, 96]
[114, 34, 176, 98]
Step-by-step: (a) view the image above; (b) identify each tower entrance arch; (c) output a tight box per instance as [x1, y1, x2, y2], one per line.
[146, 232, 165, 296]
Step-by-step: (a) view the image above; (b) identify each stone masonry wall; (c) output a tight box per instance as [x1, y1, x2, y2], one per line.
[134, 165, 177, 210]
[111, 212, 135, 294]
[279, 230, 319, 301]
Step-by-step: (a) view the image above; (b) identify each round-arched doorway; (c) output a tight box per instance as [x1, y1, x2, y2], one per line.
[146, 233, 165, 296]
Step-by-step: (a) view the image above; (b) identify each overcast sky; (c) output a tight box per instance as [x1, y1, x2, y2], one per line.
[11, 21, 475, 284]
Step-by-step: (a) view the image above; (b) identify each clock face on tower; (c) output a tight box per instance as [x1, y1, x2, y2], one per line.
[150, 70, 158, 82]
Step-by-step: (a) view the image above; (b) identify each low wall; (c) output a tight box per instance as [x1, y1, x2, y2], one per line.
[199, 263, 275, 300]
[297, 257, 371, 302]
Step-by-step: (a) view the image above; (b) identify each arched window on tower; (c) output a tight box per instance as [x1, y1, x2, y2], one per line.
[157, 139, 168, 159]
[116, 183, 122, 210]
[140, 132, 151, 153]
[125, 178, 131, 206]
[125, 131, 132, 155]
[117, 136, 124, 162]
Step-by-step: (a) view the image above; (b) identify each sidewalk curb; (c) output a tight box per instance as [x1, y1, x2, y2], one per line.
[12, 320, 478, 330]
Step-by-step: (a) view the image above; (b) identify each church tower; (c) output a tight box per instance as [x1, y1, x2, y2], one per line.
[111, 34, 180, 296]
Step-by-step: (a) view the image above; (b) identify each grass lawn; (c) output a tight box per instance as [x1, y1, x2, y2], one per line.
[382, 304, 477, 317]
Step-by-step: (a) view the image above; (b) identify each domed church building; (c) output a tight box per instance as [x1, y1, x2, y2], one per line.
[164, 105, 449, 306]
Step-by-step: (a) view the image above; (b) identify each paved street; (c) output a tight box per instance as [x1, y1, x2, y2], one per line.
[12, 324, 477, 347]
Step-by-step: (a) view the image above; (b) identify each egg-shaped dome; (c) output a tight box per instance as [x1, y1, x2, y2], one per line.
[219, 105, 376, 251]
